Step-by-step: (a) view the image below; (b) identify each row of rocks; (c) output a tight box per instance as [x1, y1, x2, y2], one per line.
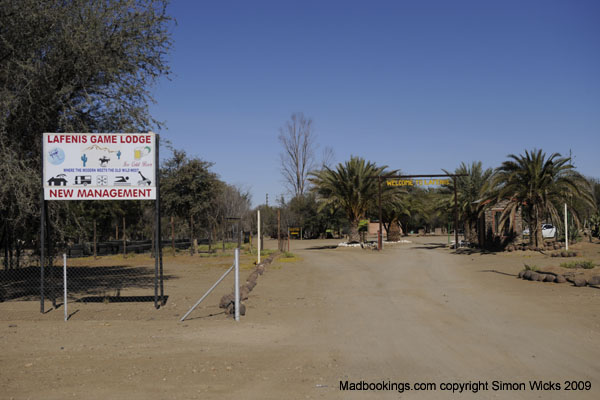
[218, 253, 277, 317]
[518, 270, 567, 283]
[550, 251, 580, 257]
[518, 269, 600, 287]
[506, 242, 565, 252]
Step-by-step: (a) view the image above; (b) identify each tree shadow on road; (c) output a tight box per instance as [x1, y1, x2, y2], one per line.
[304, 245, 339, 250]
[411, 243, 448, 250]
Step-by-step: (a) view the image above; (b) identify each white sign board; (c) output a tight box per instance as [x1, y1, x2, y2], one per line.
[43, 133, 156, 200]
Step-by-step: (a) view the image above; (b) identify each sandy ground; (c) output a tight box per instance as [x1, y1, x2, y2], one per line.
[1, 237, 599, 399]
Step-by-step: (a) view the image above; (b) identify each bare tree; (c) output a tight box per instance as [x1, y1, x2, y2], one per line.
[278, 113, 316, 197]
[321, 146, 335, 169]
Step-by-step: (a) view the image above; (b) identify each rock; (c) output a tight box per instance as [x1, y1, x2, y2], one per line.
[561, 251, 568, 257]
[247, 271, 259, 283]
[544, 274, 556, 282]
[246, 280, 257, 291]
[240, 286, 250, 300]
[226, 302, 246, 316]
[536, 273, 546, 282]
[573, 278, 587, 287]
[551, 252, 558, 257]
[588, 275, 600, 286]
[523, 270, 533, 280]
[518, 270, 525, 279]
[555, 275, 566, 283]
[256, 265, 265, 275]
[529, 272, 540, 281]
[219, 293, 234, 309]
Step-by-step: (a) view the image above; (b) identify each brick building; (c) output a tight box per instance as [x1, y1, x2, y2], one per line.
[477, 199, 523, 249]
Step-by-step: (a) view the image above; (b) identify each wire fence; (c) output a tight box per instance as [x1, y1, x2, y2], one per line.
[0, 233, 256, 305]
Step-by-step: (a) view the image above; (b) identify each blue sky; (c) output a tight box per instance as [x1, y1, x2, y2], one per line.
[150, 0, 600, 206]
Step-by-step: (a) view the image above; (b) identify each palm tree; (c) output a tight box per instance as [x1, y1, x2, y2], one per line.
[491, 149, 594, 248]
[380, 195, 410, 241]
[442, 161, 493, 244]
[309, 156, 388, 242]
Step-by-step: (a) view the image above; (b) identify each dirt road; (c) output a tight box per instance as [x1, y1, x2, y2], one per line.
[1, 237, 599, 399]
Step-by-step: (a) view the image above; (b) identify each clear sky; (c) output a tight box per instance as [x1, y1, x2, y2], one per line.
[149, 0, 600, 206]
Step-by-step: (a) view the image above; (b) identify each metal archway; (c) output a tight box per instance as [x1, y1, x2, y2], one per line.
[377, 174, 467, 250]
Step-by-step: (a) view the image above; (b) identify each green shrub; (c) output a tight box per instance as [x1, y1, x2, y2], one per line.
[560, 260, 595, 269]
[281, 251, 295, 258]
[524, 264, 538, 271]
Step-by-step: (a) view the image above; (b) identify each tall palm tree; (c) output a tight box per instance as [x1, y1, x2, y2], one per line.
[442, 161, 493, 244]
[491, 149, 594, 247]
[309, 156, 388, 242]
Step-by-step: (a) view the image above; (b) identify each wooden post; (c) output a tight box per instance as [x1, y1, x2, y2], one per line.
[116, 223, 119, 241]
[122, 216, 126, 257]
[151, 218, 155, 258]
[237, 219, 242, 250]
[171, 216, 175, 255]
[190, 214, 195, 255]
[277, 209, 281, 252]
[222, 218, 225, 252]
[93, 220, 97, 258]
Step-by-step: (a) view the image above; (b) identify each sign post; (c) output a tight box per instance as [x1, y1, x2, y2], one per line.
[40, 132, 163, 312]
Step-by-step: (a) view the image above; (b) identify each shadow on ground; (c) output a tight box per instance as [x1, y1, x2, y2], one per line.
[304, 245, 339, 250]
[479, 269, 517, 277]
[411, 243, 449, 250]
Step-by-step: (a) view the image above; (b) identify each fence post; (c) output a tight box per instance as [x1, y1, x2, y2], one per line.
[63, 253, 68, 321]
[234, 248, 240, 322]
[257, 210, 261, 264]
[190, 215, 195, 255]
[171, 216, 175, 255]
[122, 216, 126, 257]
[565, 203, 569, 251]
[93, 220, 97, 258]
[277, 209, 281, 252]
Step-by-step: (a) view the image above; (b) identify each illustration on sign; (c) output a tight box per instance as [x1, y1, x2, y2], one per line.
[47, 174, 68, 186]
[43, 133, 156, 200]
[48, 148, 65, 165]
[99, 156, 110, 167]
[115, 176, 130, 186]
[74, 176, 92, 186]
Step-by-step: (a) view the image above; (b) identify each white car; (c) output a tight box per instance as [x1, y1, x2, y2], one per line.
[522, 224, 556, 238]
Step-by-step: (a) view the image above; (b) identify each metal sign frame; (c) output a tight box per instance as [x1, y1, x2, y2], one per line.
[377, 174, 468, 251]
[40, 132, 164, 312]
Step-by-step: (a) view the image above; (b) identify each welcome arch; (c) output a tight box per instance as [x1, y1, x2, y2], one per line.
[377, 173, 467, 251]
